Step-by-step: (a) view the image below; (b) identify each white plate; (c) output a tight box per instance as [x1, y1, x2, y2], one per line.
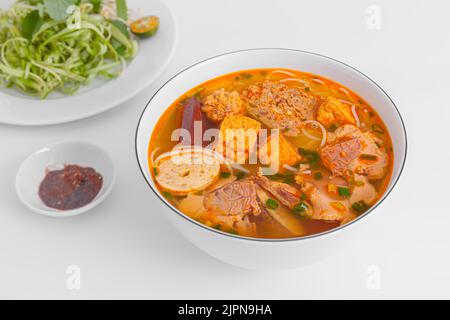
[0, 0, 177, 126]
[16, 141, 115, 217]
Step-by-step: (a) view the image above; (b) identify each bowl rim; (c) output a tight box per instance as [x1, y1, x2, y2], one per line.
[135, 48, 408, 243]
[15, 141, 116, 218]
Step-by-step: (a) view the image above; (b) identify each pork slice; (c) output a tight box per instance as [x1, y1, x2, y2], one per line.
[321, 124, 388, 180]
[203, 180, 261, 216]
[251, 174, 301, 209]
[254, 186, 306, 236]
[321, 138, 361, 177]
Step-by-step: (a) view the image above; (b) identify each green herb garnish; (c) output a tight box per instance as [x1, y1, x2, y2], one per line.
[372, 124, 385, 134]
[352, 201, 368, 214]
[220, 171, 231, 178]
[111, 19, 129, 37]
[360, 154, 378, 161]
[293, 202, 308, 217]
[116, 0, 129, 21]
[282, 174, 295, 184]
[162, 191, 172, 198]
[266, 198, 279, 210]
[44, 0, 78, 21]
[235, 171, 246, 180]
[313, 172, 323, 180]
[90, 0, 103, 12]
[338, 186, 351, 198]
[328, 124, 338, 132]
[21, 10, 43, 41]
[298, 148, 321, 166]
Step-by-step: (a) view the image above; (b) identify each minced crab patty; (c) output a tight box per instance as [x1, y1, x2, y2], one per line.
[243, 80, 319, 136]
[201, 89, 245, 123]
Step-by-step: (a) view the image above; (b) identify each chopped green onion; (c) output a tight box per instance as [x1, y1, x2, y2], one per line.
[266, 198, 279, 210]
[298, 148, 321, 166]
[360, 154, 378, 161]
[293, 202, 308, 217]
[267, 173, 286, 181]
[267, 174, 280, 181]
[153, 167, 158, 176]
[235, 171, 246, 180]
[162, 191, 172, 198]
[282, 174, 295, 184]
[313, 172, 323, 180]
[220, 171, 231, 178]
[338, 186, 351, 198]
[240, 73, 252, 79]
[328, 124, 338, 132]
[292, 162, 302, 168]
[372, 124, 385, 134]
[352, 201, 368, 214]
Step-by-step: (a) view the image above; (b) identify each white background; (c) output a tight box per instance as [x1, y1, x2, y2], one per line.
[0, 0, 449, 299]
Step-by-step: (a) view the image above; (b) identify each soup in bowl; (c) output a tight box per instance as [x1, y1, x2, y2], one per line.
[136, 49, 406, 269]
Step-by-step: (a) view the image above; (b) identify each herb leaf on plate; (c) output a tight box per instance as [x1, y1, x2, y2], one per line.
[21, 10, 43, 41]
[111, 19, 129, 37]
[115, 0, 128, 21]
[44, 0, 78, 21]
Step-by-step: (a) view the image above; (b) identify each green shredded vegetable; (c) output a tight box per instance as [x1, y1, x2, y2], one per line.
[0, 0, 138, 98]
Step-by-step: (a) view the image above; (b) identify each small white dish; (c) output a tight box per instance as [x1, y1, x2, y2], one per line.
[16, 142, 115, 217]
[0, 0, 177, 126]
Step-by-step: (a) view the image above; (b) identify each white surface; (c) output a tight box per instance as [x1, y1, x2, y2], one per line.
[136, 49, 407, 269]
[16, 141, 115, 217]
[0, 0, 177, 125]
[0, 0, 448, 299]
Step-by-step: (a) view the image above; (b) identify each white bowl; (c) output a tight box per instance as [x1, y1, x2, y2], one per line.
[16, 142, 115, 217]
[135, 49, 407, 269]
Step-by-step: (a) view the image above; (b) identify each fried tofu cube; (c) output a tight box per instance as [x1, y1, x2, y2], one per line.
[215, 115, 261, 163]
[258, 131, 301, 173]
[316, 97, 356, 128]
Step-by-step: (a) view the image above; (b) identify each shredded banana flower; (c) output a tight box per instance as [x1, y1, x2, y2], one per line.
[0, 1, 138, 98]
